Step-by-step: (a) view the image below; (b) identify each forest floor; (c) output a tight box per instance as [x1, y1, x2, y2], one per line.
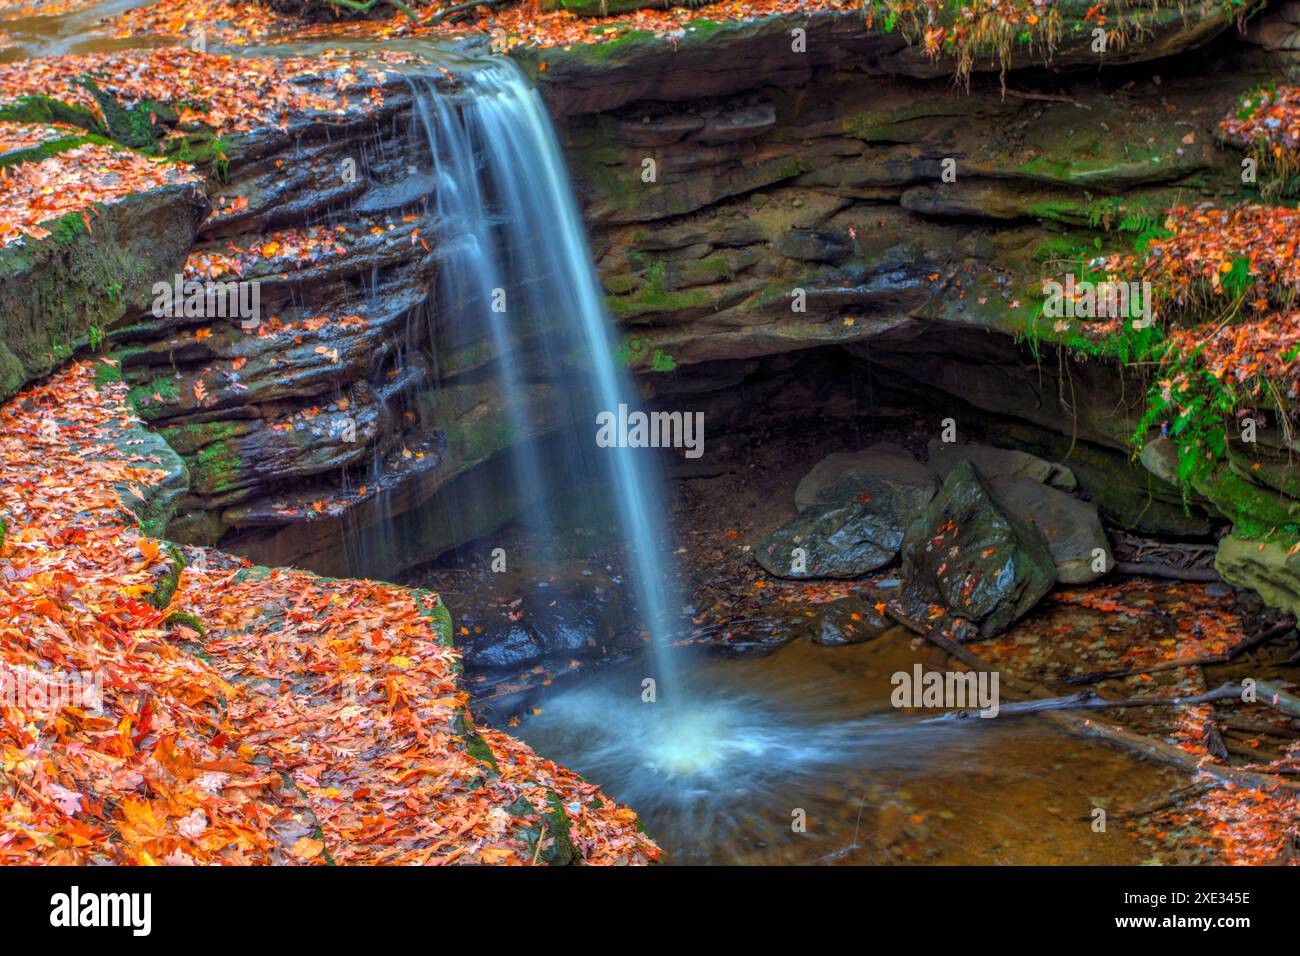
[0, 360, 658, 864]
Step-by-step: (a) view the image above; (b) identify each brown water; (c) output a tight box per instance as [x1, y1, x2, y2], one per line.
[518, 629, 1190, 865]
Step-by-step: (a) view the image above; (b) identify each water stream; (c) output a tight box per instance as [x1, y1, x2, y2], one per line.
[409, 58, 681, 691]
[405, 61, 1190, 864]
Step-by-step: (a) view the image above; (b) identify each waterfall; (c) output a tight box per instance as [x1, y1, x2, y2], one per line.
[409, 59, 680, 692]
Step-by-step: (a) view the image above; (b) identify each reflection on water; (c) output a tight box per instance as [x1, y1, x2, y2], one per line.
[517, 630, 1186, 864]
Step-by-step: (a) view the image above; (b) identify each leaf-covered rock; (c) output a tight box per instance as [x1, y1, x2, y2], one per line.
[898, 461, 1056, 640]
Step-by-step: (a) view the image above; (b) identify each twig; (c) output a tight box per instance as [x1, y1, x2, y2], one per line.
[1064, 621, 1296, 685]
[883, 605, 1300, 792]
[422, 0, 509, 24]
[922, 681, 1245, 722]
[324, 0, 419, 21]
[1112, 780, 1215, 819]
[531, 821, 546, 866]
[1115, 560, 1221, 582]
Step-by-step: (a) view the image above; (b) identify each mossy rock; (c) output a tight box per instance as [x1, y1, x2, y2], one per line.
[163, 610, 207, 641]
[0, 95, 104, 134]
[1216, 533, 1300, 620]
[505, 793, 580, 865]
[540, 0, 670, 13]
[0, 180, 206, 402]
[82, 82, 177, 150]
[147, 544, 186, 610]
[0, 131, 116, 171]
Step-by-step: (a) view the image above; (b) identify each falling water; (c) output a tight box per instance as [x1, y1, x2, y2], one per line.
[410, 59, 680, 691]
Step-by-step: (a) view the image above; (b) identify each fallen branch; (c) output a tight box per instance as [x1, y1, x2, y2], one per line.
[1112, 780, 1215, 819]
[323, 0, 419, 21]
[923, 681, 1244, 722]
[422, 0, 509, 23]
[1064, 621, 1296, 685]
[1255, 680, 1300, 720]
[1115, 560, 1221, 582]
[883, 605, 1300, 792]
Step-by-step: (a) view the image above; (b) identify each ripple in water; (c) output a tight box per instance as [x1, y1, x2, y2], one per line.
[517, 637, 1188, 865]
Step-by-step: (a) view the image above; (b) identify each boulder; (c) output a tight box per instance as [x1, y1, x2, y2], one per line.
[927, 440, 1076, 492]
[1215, 535, 1300, 620]
[899, 462, 1056, 640]
[759, 445, 938, 579]
[465, 625, 543, 671]
[987, 475, 1112, 584]
[811, 596, 892, 646]
[795, 443, 937, 512]
[458, 565, 631, 672]
[0, 176, 207, 401]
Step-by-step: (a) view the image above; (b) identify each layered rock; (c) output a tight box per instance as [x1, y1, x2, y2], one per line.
[11, 10, 1299, 610]
[0, 154, 207, 401]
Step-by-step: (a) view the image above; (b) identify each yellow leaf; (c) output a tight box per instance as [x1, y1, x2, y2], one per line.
[291, 836, 325, 860]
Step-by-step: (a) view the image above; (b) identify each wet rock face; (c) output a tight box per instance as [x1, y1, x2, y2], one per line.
[811, 596, 892, 646]
[925, 441, 1110, 584]
[757, 445, 938, 579]
[457, 566, 635, 673]
[57, 13, 1284, 591]
[1215, 535, 1300, 621]
[899, 462, 1056, 641]
[795, 443, 938, 512]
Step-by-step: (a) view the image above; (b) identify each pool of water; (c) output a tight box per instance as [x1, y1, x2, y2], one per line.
[516, 629, 1187, 865]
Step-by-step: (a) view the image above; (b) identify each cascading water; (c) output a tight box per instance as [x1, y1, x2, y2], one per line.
[409, 59, 680, 692]
[387, 60, 1188, 864]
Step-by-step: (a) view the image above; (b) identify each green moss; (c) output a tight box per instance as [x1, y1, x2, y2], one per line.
[775, 157, 812, 179]
[606, 285, 713, 320]
[127, 374, 181, 420]
[186, 436, 245, 495]
[161, 130, 232, 178]
[683, 17, 727, 36]
[568, 28, 656, 61]
[540, 792, 580, 865]
[83, 81, 177, 150]
[677, 255, 732, 286]
[0, 95, 104, 133]
[1194, 466, 1300, 539]
[411, 589, 454, 647]
[0, 132, 115, 170]
[0, 200, 153, 401]
[602, 273, 637, 295]
[543, 0, 646, 15]
[163, 610, 207, 640]
[649, 349, 677, 372]
[615, 334, 678, 372]
[147, 544, 186, 610]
